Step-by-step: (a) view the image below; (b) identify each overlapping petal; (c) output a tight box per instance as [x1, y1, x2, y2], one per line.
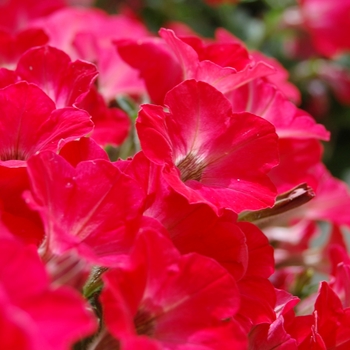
[288, 282, 350, 349]
[16, 45, 98, 108]
[30, 7, 150, 100]
[0, 238, 97, 349]
[101, 229, 247, 349]
[76, 86, 131, 146]
[25, 151, 146, 265]
[59, 137, 109, 167]
[116, 28, 274, 103]
[120, 152, 276, 330]
[159, 28, 274, 94]
[0, 28, 49, 67]
[0, 166, 44, 245]
[228, 78, 329, 140]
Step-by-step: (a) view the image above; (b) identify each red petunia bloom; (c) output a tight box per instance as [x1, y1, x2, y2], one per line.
[0, 237, 97, 349]
[0, 81, 93, 167]
[137, 79, 279, 214]
[116, 28, 274, 104]
[100, 228, 247, 349]
[25, 151, 146, 265]
[120, 151, 276, 329]
[0, 79, 93, 244]
[12, 45, 131, 146]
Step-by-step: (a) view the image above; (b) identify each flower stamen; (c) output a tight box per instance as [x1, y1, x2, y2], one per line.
[176, 153, 206, 182]
[134, 309, 156, 337]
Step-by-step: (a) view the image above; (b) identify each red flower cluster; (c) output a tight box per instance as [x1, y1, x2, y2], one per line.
[1, 1, 350, 349]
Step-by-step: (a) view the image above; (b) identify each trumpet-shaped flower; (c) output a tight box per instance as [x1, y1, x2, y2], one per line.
[0, 81, 93, 167]
[101, 229, 247, 349]
[137, 79, 279, 213]
[25, 151, 146, 265]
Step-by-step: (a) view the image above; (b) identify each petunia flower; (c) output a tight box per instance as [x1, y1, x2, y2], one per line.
[25, 151, 146, 265]
[137, 79, 279, 214]
[100, 228, 247, 349]
[0, 81, 93, 167]
[118, 151, 276, 330]
[0, 81, 93, 243]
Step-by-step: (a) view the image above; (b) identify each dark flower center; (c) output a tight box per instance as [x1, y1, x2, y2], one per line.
[134, 309, 156, 337]
[1, 147, 26, 161]
[176, 153, 206, 182]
